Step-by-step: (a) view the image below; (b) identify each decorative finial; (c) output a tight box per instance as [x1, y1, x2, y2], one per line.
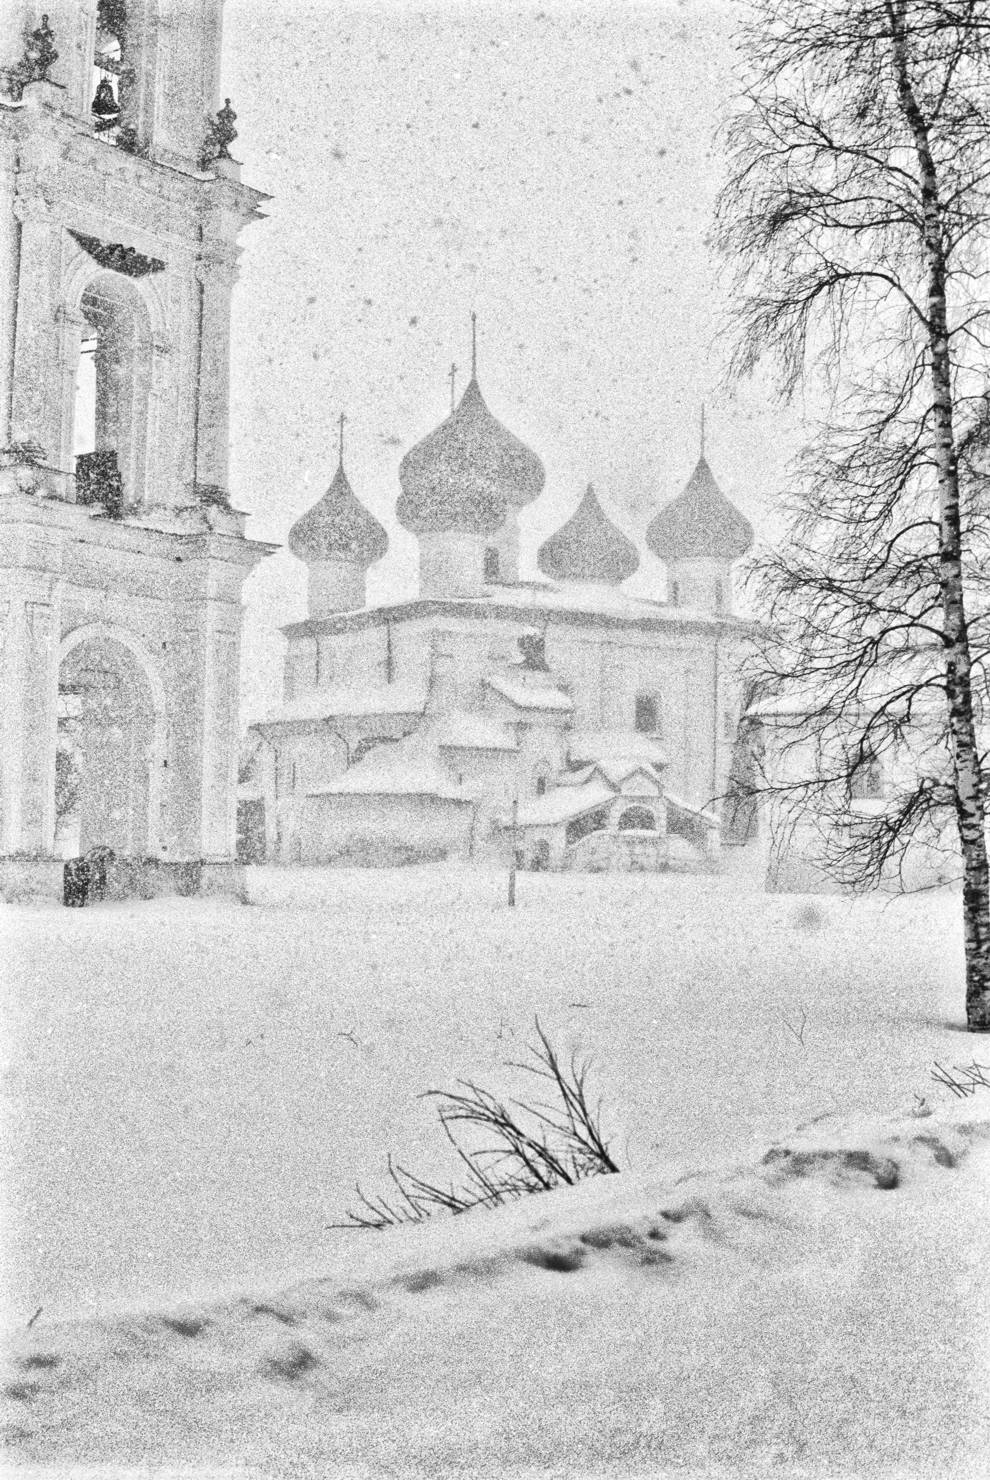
[200, 97, 238, 170]
[448, 363, 457, 415]
[700, 403, 706, 459]
[471, 311, 477, 380]
[338, 411, 346, 467]
[21, 12, 58, 84]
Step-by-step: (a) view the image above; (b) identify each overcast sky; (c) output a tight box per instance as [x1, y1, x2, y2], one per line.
[222, 0, 804, 721]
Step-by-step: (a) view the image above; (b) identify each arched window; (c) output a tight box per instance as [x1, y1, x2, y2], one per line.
[714, 579, 725, 613]
[352, 734, 397, 764]
[73, 274, 152, 513]
[670, 580, 680, 606]
[635, 694, 661, 735]
[618, 806, 656, 831]
[484, 547, 500, 582]
[565, 807, 609, 846]
[535, 775, 548, 797]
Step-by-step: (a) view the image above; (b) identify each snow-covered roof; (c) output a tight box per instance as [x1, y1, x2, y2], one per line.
[593, 761, 663, 792]
[515, 778, 617, 827]
[261, 683, 428, 726]
[568, 729, 668, 770]
[746, 656, 950, 723]
[431, 711, 519, 752]
[665, 790, 720, 827]
[489, 583, 680, 622]
[309, 734, 467, 801]
[282, 582, 750, 642]
[484, 674, 574, 712]
[744, 692, 817, 720]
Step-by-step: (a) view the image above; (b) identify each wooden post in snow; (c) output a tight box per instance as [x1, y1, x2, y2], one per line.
[508, 795, 518, 907]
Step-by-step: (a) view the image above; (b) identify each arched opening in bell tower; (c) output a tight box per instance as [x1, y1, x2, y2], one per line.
[72, 274, 153, 514]
[91, 0, 127, 138]
[55, 634, 160, 860]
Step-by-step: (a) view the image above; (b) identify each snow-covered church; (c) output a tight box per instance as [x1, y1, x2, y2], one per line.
[243, 351, 756, 873]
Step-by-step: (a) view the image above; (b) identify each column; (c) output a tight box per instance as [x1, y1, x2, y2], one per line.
[198, 616, 241, 860]
[55, 305, 85, 489]
[167, 583, 243, 863]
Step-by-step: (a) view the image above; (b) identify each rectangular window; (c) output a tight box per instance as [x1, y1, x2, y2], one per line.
[849, 757, 884, 800]
[635, 694, 661, 735]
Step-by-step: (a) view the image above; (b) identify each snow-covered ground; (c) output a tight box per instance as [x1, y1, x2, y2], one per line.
[2, 866, 989, 1475]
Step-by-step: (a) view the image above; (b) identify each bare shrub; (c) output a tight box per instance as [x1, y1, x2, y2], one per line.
[931, 1060, 990, 1099]
[331, 1019, 619, 1231]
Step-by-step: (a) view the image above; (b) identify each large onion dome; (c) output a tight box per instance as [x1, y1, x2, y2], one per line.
[537, 484, 640, 584]
[288, 460, 388, 567]
[646, 455, 753, 562]
[396, 376, 546, 536]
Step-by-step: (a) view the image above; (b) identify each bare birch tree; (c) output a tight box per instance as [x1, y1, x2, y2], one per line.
[717, 1, 990, 1030]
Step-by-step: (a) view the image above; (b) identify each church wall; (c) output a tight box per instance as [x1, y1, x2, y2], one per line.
[268, 608, 751, 866]
[286, 624, 396, 698]
[299, 792, 475, 866]
[330, 625, 391, 689]
[513, 721, 568, 783]
[442, 748, 515, 806]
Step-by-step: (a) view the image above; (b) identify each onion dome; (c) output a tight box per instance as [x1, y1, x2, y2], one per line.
[646, 455, 754, 562]
[288, 457, 388, 567]
[537, 484, 640, 584]
[396, 376, 546, 536]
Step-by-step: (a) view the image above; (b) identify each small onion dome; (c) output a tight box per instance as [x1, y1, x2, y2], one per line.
[537, 484, 640, 584]
[646, 456, 754, 562]
[288, 462, 388, 566]
[396, 376, 545, 536]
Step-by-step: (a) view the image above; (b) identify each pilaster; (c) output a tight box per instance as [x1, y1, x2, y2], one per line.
[0, 574, 61, 856]
[194, 254, 237, 494]
[0, 142, 19, 446]
[10, 188, 61, 458]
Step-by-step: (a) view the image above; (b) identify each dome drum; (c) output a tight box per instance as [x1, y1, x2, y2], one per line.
[306, 558, 369, 619]
[418, 528, 493, 600]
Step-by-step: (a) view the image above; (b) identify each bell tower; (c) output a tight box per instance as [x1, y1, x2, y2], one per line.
[0, 2, 273, 897]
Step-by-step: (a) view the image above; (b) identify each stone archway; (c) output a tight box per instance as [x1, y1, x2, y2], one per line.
[60, 249, 166, 513]
[56, 630, 163, 859]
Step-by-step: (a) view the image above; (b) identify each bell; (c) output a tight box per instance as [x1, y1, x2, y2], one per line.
[92, 77, 119, 117]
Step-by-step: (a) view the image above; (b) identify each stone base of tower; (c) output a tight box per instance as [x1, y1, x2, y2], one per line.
[0, 855, 248, 905]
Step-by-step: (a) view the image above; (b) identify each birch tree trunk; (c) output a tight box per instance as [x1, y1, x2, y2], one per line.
[889, 0, 990, 1030]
